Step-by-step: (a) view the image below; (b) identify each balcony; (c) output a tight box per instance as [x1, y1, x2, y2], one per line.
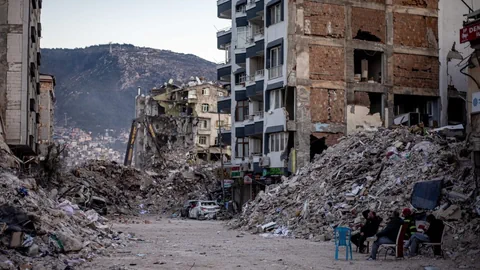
[254, 110, 264, 118]
[217, 27, 232, 50]
[217, 96, 231, 113]
[255, 69, 264, 80]
[268, 65, 283, 80]
[217, 63, 232, 82]
[217, 0, 232, 19]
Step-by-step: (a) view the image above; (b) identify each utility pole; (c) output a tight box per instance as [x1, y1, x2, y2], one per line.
[217, 109, 226, 207]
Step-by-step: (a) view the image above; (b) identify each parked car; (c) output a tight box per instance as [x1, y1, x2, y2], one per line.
[188, 201, 220, 220]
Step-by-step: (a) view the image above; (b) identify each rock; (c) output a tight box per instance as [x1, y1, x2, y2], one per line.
[26, 244, 39, 257]
[55, 232, 83, 252]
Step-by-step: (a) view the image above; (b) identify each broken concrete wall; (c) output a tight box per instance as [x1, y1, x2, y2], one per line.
[309, 46, 345, 81]
[352, 7, 386, 43]
[311, 88, 345, 124]
[304, 2, 345, 38]
[393, 0, 438, 9]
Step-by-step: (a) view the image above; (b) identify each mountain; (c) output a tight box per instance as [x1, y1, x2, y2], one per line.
[41, 44, 216, 134]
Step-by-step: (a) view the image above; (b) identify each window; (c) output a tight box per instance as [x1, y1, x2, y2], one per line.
[218, 91, 224, 97]
[269, 89, 284, 110]
[202, 88, 210, 96]
[199, 136, 207, 145]
[236, 137, 249, 158]
[202, 104, 209, 112]
[200, 120, 209, 130]
[250, 138, 262, 155]
[269, 4, 281, 25]
[270, 47, 280, 68]
[235, 100, 249, 121]
[269, 133, 288, 152]
[216, 120, 225, 128]
[237, 27, 247, 49]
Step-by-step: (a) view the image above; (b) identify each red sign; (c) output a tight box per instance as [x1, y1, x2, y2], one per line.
[460, 21, 480, 43]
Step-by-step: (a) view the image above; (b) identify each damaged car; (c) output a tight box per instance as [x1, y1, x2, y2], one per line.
[188, 201, 220, 220]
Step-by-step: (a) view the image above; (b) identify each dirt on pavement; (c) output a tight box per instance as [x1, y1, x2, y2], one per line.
[80, 217, 466, 270]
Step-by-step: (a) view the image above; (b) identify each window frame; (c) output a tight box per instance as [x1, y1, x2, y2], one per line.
[235, 100, 249, 122]
[202, 88, 210, 96]
[269, 132, 288, 152]
[269, 3, 281, 25]
[269, 89, 284, 110]
[250, 138, 262, 155]
[202, 103, 209, 113]
[270, 46, 280, 68]
[199, 136, 207, 145]
[236, 137, 249, 158]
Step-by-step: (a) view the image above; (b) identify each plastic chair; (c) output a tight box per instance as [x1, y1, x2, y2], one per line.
[335, 227, 353, 260]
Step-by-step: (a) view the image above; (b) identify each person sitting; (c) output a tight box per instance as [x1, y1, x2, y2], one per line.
[351, 210, 382, 253]
[402, 208, 417, 239]
[405, 214, 444, 257]
[367, 211, 404, 261]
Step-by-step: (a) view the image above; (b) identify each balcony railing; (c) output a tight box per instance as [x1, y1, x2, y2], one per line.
[216, 59, 231, 66]
[268, 65, 283, 80]
[255, 69, 264, 78]
[254, 27, 264, 37]
[219, 125, 232, 131]
[254, 111, 264, 118]
[246, 74, 255, 83]
[217, 26, 232, 36]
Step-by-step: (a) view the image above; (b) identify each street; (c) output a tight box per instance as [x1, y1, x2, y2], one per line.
[84, 218, 455, 270]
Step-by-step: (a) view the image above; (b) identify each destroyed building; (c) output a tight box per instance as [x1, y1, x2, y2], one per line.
[216, 0, 463, 182]
[37, 74, 55, 157]
[0, 0, 43, 158]
[130, 77, 231, 168]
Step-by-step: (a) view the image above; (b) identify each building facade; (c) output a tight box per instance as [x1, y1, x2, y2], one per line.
[217, 0, 441, 177]
[37, 74, 55, 156]
[0, 0, 43, 156]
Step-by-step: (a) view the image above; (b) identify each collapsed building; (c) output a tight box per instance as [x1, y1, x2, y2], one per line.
[128, 77, 231, 168]
[215, 0, 468, 204]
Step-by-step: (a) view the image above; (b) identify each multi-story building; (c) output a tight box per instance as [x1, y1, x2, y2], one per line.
[0, 0, 43, 156]
[217, 0, 441, 178]
[38, 74, 55, 156]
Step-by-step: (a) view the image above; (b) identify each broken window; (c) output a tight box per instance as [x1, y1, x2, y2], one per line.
[235, 100, 249, 121]
[394, 94, 439, 127]
[354, 50, 383, 83]
[310, 135, 327, 161]
[448, 97, 466, 125]
[202, 104, 209, 112]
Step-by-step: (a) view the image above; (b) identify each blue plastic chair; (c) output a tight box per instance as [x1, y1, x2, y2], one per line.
[334, 227, 353, 260]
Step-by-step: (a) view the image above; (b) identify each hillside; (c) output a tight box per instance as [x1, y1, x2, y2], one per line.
[41, 44, 216, 133]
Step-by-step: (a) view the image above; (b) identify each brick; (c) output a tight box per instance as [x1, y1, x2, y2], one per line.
[312, 132, 344, 146]
[392, 0, 437, 9]
[394, 13, 438, 48]
[304, 2, 345, 38]
[354, 92, 370, 107]
[393, 53, 439, 89]
[309, 46, 345, 81]
[311, 88, 345, 123]
[352, 7, 386, 43]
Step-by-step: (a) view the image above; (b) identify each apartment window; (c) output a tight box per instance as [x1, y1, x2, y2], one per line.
[200, 120, 209, 130]
[269, 89, 284, 110]
[237, 27, 247, 49]
[250, 138, 262, 155]
[216, 120, 225, 128]
[235, 100, 249, 122]
[199, 136, 207, 145]
[270, 47, 280, 68]
[236, 137, 249, 158]
[269, 3, 282, 25]
[202, 104, 209, 112]
[202, 88, 210, 96]
[31, 26, 36, 43]
[32, 0, 37, 9]
[269, 132, 288, 152]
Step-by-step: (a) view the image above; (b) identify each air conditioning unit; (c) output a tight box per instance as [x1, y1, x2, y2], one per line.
[260, 156, 270, 167]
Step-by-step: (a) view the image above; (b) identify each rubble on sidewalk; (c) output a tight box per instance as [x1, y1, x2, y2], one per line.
[229, 127, 479, 265]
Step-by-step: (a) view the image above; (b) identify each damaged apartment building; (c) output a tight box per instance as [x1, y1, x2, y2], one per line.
[130, 78, 231, 168]
[217, 0, 453, 177]
[0, 0, 43, 158]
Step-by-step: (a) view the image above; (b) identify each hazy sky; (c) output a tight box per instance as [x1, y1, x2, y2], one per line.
[41, 0, 231, 63]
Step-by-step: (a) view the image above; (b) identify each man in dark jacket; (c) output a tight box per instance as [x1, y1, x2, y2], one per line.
[351, 210, 382, 253]
[405, 214, 444, 256]
[368, 211, 404, 260]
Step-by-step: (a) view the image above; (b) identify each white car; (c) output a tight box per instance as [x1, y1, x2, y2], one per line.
[189, 201, 220, 220]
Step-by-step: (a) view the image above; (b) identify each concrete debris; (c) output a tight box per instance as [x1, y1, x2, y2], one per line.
[229, 127, 479, 264]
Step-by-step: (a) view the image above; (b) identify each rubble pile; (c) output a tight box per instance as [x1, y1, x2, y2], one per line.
[231, 128, 479, 261]
[0, 170, 129, 269]
[61, 160, 219, 215]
